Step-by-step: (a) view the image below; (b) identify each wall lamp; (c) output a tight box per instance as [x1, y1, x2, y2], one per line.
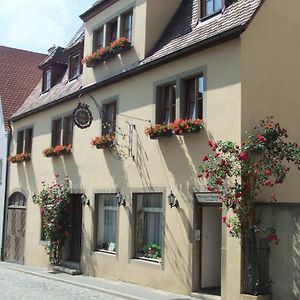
[81, 194, 90, 206]
[116, 192, 126, 207]
[168, 191, 178, 208]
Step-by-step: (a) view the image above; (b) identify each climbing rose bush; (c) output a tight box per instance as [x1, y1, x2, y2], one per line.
[198, 117, 300, 241]
[32, 175, 70, 264]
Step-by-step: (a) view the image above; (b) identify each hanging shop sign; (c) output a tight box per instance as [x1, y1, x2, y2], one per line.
[73, 102, 93, 129]
[195, 192, 221, 204]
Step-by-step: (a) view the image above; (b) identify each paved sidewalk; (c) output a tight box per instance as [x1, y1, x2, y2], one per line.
[0, 262, 196, 300]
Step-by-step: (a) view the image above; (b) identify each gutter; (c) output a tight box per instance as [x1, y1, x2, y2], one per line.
[1, 125, 11, 261]
[10, 25, 245, 123]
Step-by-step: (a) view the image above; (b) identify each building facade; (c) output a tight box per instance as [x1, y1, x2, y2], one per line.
[0, 46, 45, 260]
[5, 1, 300, 300]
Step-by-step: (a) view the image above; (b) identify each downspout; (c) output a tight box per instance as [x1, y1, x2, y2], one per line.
[1, 123, 12, 261]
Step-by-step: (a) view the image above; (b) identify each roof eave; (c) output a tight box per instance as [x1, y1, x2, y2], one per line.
[79, 0, 118, 22]
[10, 25, 245, 123]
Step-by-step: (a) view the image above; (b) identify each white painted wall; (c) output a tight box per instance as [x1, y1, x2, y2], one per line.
[201, 206, 222, 288]
[0, 98, 8, 258]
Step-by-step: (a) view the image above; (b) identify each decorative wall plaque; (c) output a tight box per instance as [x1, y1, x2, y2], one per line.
[73, 102, 93, 129]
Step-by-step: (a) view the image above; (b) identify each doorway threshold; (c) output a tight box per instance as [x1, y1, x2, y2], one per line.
[191, 289, 221, 300]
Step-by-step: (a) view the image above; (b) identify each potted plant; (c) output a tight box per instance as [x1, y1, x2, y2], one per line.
[91, 134, 116, 149]
[43, 144, 72, 157]
[144, 124, 173, 139]
[169, 118, 204, 135]
[82, 47, 113, 68]
[143, 243, 161, 260]
[110, 37, 131, 55]
[8, 152, 31, 163]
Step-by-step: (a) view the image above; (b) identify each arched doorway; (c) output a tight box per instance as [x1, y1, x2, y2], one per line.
[5, 192, 27, 264]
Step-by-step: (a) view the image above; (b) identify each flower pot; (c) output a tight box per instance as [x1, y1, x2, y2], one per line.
[101, 51, 114, 61]
[150, 130, 173, 139]
[96, 140, 114, 149]
[112, 42, 131, 55]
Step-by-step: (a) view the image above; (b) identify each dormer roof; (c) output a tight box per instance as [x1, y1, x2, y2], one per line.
[80, 0, 118, 22]
[66, 25, 85, 51]
[38, 46, 68, 69]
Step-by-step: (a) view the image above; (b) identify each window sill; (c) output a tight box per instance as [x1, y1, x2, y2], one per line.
[200, 9, 222, 22]
[130, 257, 163, 270]
[93, 250, 117, 259]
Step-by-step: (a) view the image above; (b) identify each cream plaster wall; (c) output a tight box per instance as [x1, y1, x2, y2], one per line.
[82, 0, 181, 87]
[241, 0, 300, 204]
[8, 39, 241, 296]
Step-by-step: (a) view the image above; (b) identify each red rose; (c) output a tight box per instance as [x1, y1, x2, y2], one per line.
[208, 140, 213, 147]
[222, 216, 227, 223]
[265, 170, 271, 176]
[256, 134, 266, 143]
[238, 152, 247, 161]
[264, 180, 271, 186]
[202, 155, 208, 162]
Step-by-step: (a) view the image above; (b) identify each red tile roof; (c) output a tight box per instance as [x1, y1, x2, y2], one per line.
[0, 45, 46, 129]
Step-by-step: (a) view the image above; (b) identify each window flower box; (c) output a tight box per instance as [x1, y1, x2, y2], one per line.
[82, 46, 113, 68]
[91, 134, 115, 149]
[110, 37, 131, 55]
[43, 144, 72, 157]
[169, 118, 204, 135]
[144, 124, 173, 140]
[8, 152, 31, 163]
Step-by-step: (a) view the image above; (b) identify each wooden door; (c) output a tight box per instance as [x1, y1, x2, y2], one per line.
[5, 193, 26, 264]
[69, 194, 82, 262]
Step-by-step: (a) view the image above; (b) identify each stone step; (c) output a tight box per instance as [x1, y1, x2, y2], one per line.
[53, 265, 82, 275]
[191, 292, 221, 300]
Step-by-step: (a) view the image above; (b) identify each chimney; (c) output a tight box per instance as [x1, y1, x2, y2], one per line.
[47, 44, 56, 55]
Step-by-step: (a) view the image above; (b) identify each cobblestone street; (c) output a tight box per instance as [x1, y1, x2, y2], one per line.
[0, 267, 123, 300]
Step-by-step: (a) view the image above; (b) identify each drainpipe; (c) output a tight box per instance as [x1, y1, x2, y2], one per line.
[1, 123, 12, 261]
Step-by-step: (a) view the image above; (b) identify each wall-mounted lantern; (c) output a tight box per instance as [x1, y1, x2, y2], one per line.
[81, 194, 90, 206]
[116, 192, 126, 207]
[168, 191, 178, 208]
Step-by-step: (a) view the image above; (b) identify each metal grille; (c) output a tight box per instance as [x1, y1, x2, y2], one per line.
[242, 237, 270, 295]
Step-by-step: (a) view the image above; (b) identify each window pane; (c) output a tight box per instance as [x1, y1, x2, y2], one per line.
[24, 127, 33, 153]
[51, 119, 61, 147]
[158, 83, 176, 124]
[17, 130, 24, 154]
[63, 116, 73, 146]
[187, 79, 196, 119]
[123, 11, 133, 41]
[96, 194, 117, 252]
[43, 69, 51, 92]
[135, 194, 162, 261]
[206, 0, 214, 15]
[107, 20, 118, 44]
[94, 28, 104, 50]
[103, 102, 116, 135]
[70, 55, 80, 80]
[214, 0, 222, 11]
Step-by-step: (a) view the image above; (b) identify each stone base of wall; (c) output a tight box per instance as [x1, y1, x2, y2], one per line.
[240, 295, 271, 300]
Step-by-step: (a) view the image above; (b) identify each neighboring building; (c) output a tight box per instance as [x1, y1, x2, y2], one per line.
[5, 0, 300, 300]
[0, 46, 46, 260]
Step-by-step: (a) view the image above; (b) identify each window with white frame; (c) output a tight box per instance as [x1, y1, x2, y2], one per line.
[95, 194, 118, 253]
[134, 193, 162, 261]
[200, 0, 222, 18]
[121, 10, 133, 41]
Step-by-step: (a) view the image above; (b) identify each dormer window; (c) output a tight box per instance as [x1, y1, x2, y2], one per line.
[93, 27, 104, 51]
[69, 53, 81, 80]
[42, 68, 51, 93]
[106, 19, 118, 45]
[121, 10, 133, 41]
[200, 0, 222, 18]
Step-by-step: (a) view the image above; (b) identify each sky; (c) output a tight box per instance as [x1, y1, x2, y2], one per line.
[0, 0, 96, 54]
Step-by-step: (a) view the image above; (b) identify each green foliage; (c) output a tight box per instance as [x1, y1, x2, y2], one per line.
[199, 117, 300, 241]
[143, 243, 161, 259]
[32, 175, 70, 264]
